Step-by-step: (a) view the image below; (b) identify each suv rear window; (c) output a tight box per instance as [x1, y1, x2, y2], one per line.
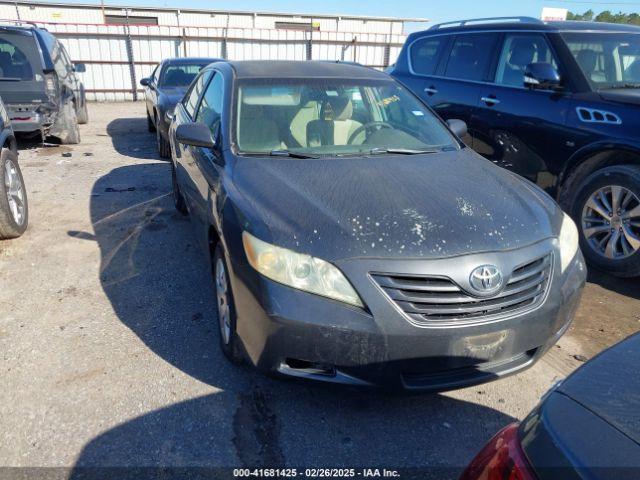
[410, 37, 447, 75]
[0, 31, 39, 80]
[444, 33, 497, 82]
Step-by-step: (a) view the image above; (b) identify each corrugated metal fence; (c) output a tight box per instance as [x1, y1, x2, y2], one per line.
[42, 22, 408, 101]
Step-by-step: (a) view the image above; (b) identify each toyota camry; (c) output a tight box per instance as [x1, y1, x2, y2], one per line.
[168, 60, 586, 391]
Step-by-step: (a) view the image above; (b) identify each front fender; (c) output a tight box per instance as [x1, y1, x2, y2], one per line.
[560, 139, 640, 186]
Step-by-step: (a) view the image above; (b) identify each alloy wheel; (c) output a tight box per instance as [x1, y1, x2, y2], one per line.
[581, 185, 640, 260]
[215, 257, 231, 345]
[4, 158, 26, 226]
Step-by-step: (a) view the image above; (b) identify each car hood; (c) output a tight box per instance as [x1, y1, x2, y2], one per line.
[556, 333, 640, 444]
[598, 88, 640, 106]
[232, 150, 560, 261]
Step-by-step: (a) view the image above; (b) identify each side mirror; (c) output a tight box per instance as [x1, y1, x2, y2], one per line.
[524, 62, 561, 90]
[447, 119, 467, 139]
[140, 78, 150, 87]
[176, 122, 215, 148]
[73, 63, 86, 73]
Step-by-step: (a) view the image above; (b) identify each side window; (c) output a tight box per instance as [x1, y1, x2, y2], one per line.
[183, 70, 212, 119]
[150, 65, 159, 84]
[195, 73, 224, 134]
[410, 37, 447, 75]
[444, 33, 498, 81]
[495, 34, 559, 87]
[51, 40, 69, 80]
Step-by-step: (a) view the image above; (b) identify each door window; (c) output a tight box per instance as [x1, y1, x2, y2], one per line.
[443, 33, 497, 81]
[183, 70, 212, 119]
[495, 34, 559, 87]
[410, 37, 447, 75]
[196, 73, 224, 134]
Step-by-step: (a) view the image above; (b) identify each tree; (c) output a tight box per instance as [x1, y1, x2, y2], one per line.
[567, 9, 640, 24]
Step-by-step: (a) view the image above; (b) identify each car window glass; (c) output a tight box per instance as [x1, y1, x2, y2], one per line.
[495, 34, 558, 87]
[410, 37, 447, 75]
[196, 73, 224, 134]
[50, 40, 69, 81]
[160, 64, 209, 88]
[0, 34, 36, 80]
[151, 65, 159, 84]
[444, 33, 497, 81]
[183, 70, 213, 119]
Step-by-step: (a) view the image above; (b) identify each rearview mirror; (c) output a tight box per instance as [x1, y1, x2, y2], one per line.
[140, 78, 150, 87]
[524, 62, 561, 90]
[73, 63, 86, 73]
[176, 122, 215, 148]
[447, 119, 467, 139]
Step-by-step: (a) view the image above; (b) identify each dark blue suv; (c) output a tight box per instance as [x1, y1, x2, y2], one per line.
[390, 17, 640, 278]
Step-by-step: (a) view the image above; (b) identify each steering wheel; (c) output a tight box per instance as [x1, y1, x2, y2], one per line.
[347, 121, 394, 145]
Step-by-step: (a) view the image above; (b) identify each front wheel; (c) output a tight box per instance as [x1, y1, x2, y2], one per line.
[572, 165, 640, 278]
[0, 148, 28, 239]
[213, 244, 243, 364]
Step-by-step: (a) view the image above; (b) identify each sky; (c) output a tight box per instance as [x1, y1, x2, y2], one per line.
[35, 0, 640, 26]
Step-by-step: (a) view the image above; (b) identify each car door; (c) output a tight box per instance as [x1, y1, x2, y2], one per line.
[190, 71, 225, 230]
[473, 33, 574, 189]
[174, 69, 213, 216]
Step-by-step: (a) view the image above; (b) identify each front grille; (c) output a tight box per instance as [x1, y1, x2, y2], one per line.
[372, 254, 552, 326]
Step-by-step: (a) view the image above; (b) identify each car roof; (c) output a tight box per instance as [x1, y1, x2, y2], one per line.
[556, 332, 640, 444]
[161, 57, 222, 66]
[221, 60, 388, 80]
[410, 19, 640, 38]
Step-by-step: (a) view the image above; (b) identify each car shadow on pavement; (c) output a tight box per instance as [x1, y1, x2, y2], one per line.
[107, 117, 161, 160]
[74, 163, 517, 477]
[587, 269, 640, 300]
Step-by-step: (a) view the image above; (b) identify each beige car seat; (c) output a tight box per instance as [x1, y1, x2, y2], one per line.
[306, 97, 363, 147]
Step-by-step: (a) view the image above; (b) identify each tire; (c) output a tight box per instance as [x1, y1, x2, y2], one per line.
[156, 116, 171, 159]
[213, 244, 243, 364]
[171, 161, 188, 215]
[571, 164, 640, 278]
[77, 97, 89, 125]
[58, 103, 81, 145]
[147, 111, 156, 132]
[0, 148, 28, 239]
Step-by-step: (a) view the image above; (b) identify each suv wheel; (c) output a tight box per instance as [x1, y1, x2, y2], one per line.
[59, 102, 81, 145]
[0, 148, 28, 239]
[213, 244, 243, 364]
[572, 165, 640, 277]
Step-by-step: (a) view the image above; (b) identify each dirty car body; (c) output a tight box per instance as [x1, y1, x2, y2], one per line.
[0, 22, 87, 143]
[169, 60, 586, 391]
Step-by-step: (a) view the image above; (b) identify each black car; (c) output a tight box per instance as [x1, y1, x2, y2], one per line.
[0, 97, 27, 239]
[168, 60, 585, 391]
[389, 17, 640, 278]
[0, 20, 87, 144]
[140, 57, 220, 158]
[460, 332, 640, 480]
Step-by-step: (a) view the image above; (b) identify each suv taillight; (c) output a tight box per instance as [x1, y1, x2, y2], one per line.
[459, 423, 536, 480]
[44, 72, 58, 100]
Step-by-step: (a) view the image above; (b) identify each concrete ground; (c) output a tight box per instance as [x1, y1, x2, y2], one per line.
[1, 103, 639, 478]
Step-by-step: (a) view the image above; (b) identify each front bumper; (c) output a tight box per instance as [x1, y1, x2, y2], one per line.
[230, 239, 586, 391]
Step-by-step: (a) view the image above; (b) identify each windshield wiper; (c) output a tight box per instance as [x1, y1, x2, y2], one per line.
[367, 147, 439, 155]
[269, 149, 319, 159]
[600, 83, 640, 90]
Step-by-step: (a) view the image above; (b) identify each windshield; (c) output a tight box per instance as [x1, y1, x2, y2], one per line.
[234, 79, 459, 156]
[562, 32, 640, 89]
[159, 64, 209, 88]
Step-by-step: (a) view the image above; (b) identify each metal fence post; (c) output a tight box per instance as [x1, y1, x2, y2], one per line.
[306, 17, 313, 61]
[124, 9, 138, 101]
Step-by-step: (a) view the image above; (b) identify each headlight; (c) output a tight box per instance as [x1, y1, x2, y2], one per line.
[558, 213, 579, 274]
[242, 232, 364, 308]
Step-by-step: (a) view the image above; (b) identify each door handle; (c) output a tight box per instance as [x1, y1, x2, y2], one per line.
[424, 86, 438, 96]
[481, 96, 500, 106]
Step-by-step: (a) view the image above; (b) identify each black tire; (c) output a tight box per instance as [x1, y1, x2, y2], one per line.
[213, 244, 243, 364]
[571, 164, 640, 278]
[156, 116, 171, 159]
[147, 111, 156, 132]
[0, 148, 28, 239]
[77, 98, 89, 125]
[171, 161, 188, 215]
